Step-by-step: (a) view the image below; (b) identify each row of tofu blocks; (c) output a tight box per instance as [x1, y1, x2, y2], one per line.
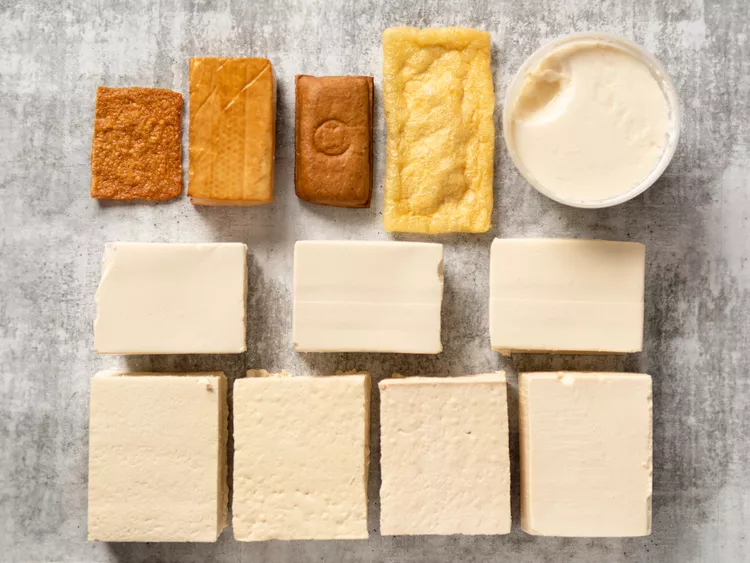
[95, 238, 646, 355]
[88, 370, 652, 542]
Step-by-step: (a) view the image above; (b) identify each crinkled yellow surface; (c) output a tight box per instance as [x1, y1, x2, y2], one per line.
[383, 27, 495, 234]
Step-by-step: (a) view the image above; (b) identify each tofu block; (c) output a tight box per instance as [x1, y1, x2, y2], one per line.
[91, 86, 182, 200]
[233, 373, 370, 541]
[295, 75, 373, 207]
[519, 372, 652, 537]
[293, 241, 444, 353]
[94, 243, 247, 354]
[383, 27, 495, 233]
[88, 371, 228, 542]
[379, 374, 510, 536]
[189, 58, 276, 205]
[490, 238, 645, 354]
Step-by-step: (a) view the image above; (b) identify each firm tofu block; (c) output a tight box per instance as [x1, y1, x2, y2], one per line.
[383, 27, 495, 233]
[490, 238, 645, 354]
[233, 373, 370, 541]
[519, 372, 652, 537]
[295, 75, 373, 207]
[379, 374, 510, 536]
[88, 371, 228, 542]
[293, 241, 444, 353]
[94, 243, 247, 354]
[91, 86, 182, 200]
[189, 58, 276, 205]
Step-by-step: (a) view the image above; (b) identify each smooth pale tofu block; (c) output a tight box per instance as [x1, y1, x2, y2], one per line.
[379, 374, 510, 536]
[233, 373, 370, 541]
[490, 238, 645, 354]
[94, 243, 247, 354]
[293, 241, 444, 353]
[383, 27, 495, 233]
[189, 58, 276, 205]
[519, 372, 652, 537]
[88, 371, 228, 542]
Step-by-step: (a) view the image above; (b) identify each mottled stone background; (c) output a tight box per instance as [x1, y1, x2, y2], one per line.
[1, 0, 749, 561]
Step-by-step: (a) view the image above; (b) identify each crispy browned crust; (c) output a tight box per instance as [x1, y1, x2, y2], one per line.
[91, 86, 183, 200]
[295, 75, 373, 208]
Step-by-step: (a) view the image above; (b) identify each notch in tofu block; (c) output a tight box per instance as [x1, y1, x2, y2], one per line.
[379, 374, 510, 536]
[383, 27, 495, 233]
[519, 372, 652, 537]
[91, 86, 183, 201]
[189, 58, 276, 206]
[293, 241, 444, 353]
[88, 371, 228, 542]
[94, 243, 247, 354]
[233, 373, 370, 541]
[490, 238, 645, 354]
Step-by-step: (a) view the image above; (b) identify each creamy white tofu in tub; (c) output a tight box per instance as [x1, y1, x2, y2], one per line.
[503, 33, 680, 208]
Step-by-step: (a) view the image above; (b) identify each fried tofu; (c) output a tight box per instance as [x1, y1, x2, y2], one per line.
[382, 27, 495, 233]
[91, 87, 183, 201]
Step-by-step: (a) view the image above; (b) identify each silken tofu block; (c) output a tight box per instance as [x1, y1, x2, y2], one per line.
[88, 371, 228, 542]
[490, 238, 645, 354]
[379, 374, 510, 536]
[233, 373, 370, 541]
[383, 27, 495, 233]
[293, 241, 444, 353]
[519, 372, 652, 537]
[94, 243, 247, 354]
[189, 58, 276, 205]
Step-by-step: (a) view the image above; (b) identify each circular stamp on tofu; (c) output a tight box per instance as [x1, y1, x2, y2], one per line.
[313, 119, 351, 156]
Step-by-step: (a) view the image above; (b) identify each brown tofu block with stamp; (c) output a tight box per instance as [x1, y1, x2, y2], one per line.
[91, 87, 183, 201]
[295, 75, 373, 207]
[189, 58, 276, 206]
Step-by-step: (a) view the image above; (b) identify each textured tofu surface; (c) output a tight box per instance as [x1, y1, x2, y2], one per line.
[94, 243, 247, 354]
[293, 241, 444, 353]
[490, 238, 645, 354]
[382, 27, 495, 233]
[519, 372, 652, 537]
[379, 374, 510, 535]
[189, 58, 276, 205]
[91, 86, 182, 200]
[87, 372, 228, 542]
[233, 374, 370, 541]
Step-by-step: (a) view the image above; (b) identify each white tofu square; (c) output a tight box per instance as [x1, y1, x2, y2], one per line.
[233, 373, 370, 541]
[520, 372, 652, 537]
[379, 374, 510, 535]
[94, 242, 247, 354]
[490, 238, 645, 354]
[293, 241, 443, 353]
[88, 371, 228, 542]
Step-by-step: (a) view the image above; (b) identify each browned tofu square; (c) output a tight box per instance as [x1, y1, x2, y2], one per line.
[295, 75, 373, 207]
[91, 87, 183, 200]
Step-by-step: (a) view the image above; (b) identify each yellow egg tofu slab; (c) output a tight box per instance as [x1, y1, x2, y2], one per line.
[382, 27, 495, 234]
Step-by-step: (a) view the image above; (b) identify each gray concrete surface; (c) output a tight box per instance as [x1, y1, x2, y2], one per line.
[1, 0, 749, 561]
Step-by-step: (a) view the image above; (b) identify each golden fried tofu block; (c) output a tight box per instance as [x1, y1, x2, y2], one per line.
[189, 58, 276, 206]
[91, 87, 183, 201]
[383, 27, 495, 233]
